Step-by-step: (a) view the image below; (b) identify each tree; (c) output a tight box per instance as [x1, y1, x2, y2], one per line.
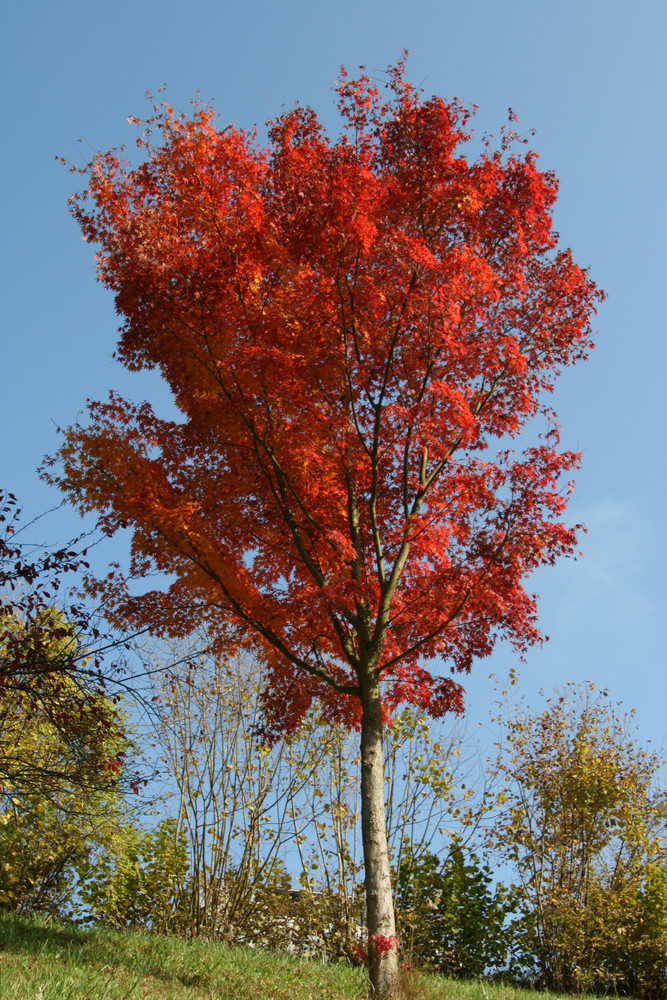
[488, 681, 667, 995]
[0, 490, 138, 798]
[144, 643, 321, 939]
[396, 843, 515, 977]
[76, 816, 191, 932]
[139, 639, 473, 956]
[1, 608, 125, 802]
[0, 699, 125, 916]
[48, 59, 602, 995]
[0, 609, 130, 914]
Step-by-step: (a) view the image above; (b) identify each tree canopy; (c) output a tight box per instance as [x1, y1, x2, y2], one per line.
[50, 62, 601, 732]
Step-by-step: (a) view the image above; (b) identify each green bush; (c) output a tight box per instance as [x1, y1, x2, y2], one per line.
[1, 795, 89, 913]
[489, 681, 667, 997]
[0, 610, 128, 916]
[77, 817, 190, 932]
[600, 857, 667, 998]
[396, 843, 515, 977]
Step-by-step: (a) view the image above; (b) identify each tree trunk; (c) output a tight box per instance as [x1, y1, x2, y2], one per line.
[360, 672, 399, 997]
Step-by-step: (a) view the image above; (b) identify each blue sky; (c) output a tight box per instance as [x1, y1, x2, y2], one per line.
[1, 0, 665, 755]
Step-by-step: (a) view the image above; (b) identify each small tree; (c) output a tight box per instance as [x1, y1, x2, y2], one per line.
[77, 817, 190, 932]
[0, 490, 137, 798]
[396, 843, 514, 977]
[488, 680, 667, 995]
[141, 640, 473, 957]
[0, 612, 128, 914]
[0, 491, 142, 916]
[144, 643, 317, 937]
[0, 776, 123, 916]
[49, 59, 601, 995]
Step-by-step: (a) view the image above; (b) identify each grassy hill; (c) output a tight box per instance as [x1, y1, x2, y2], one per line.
[0, 910, 605, 1000]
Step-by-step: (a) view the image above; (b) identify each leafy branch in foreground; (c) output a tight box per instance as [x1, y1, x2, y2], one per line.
[0, 489, 140, 799]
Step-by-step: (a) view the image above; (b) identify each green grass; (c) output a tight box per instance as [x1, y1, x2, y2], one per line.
[0, 911, 605, 1000]
[2, 912, 366, 1000]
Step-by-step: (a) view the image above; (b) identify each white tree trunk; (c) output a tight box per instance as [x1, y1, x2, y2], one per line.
[360, 674, 399, 997]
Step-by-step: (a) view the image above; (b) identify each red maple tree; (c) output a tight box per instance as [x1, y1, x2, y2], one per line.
[49, 60, 602, 995]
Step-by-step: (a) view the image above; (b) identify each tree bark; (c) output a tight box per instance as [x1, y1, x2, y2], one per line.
[360, 671, 399, 997]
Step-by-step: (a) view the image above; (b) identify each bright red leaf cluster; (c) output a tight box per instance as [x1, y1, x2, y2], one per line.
[48, 62, 603, 734]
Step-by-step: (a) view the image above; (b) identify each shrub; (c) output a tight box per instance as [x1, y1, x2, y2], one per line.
[488, 681, 667, 996]
[77, 817, 190, 931]
[396, 843, 514, 977]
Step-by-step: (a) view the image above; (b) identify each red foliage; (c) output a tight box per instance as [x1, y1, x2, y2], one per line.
[47, 62, 603, 735]
[369, 932, 401, 957]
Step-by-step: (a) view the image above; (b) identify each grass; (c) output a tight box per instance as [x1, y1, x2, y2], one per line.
[0, 911, 606, 1000]
[2, 911, 366, 1000]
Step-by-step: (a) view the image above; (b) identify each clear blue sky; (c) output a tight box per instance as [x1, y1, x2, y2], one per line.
[1, 0, 665, 754]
